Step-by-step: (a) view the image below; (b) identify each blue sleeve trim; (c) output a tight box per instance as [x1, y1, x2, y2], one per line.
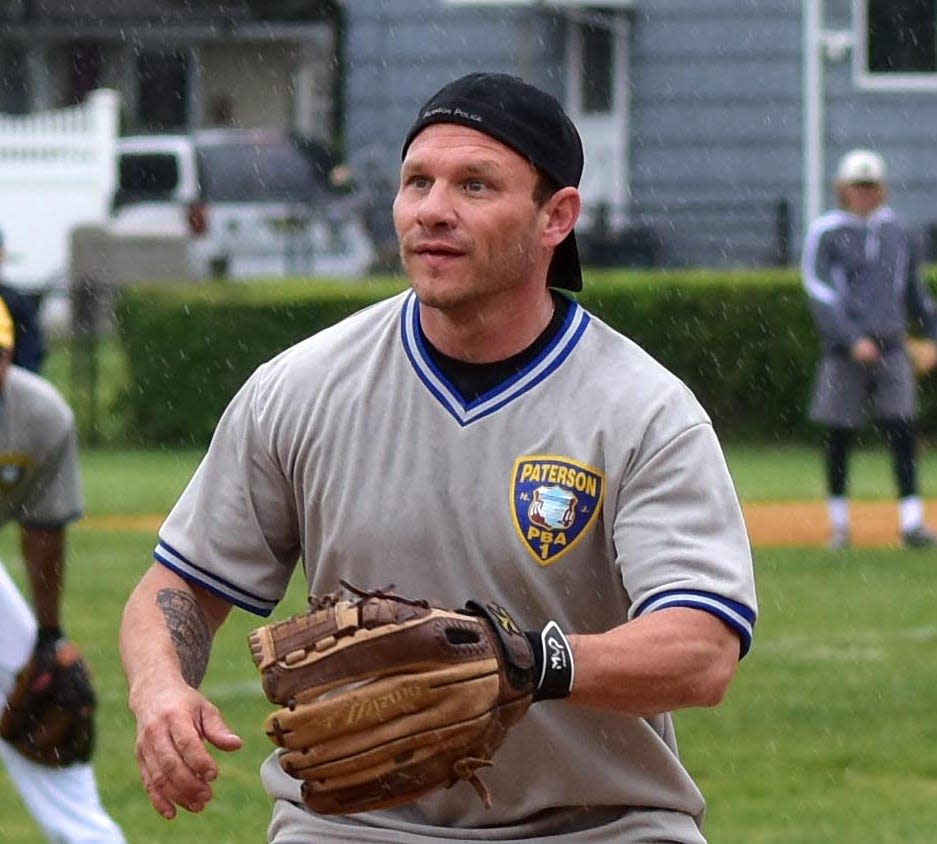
[154, 539, 276, 617]
[634, 589, 756, 658]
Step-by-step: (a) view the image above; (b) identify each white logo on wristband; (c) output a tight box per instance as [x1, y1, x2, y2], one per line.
[539, 620, 575, 696]
[547, 633, 568, 670]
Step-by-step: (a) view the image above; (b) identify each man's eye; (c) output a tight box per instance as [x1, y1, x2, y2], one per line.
[465, 180, 485, 193]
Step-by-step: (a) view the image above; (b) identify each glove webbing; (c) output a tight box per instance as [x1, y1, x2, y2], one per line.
[525, 621, 574, 701]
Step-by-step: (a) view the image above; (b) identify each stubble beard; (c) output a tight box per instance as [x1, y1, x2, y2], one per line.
[405, 237, 538, 315]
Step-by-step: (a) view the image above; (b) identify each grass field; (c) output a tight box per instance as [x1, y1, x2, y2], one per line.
[2, 447, 937, 842]
[74, 441, 937, 510]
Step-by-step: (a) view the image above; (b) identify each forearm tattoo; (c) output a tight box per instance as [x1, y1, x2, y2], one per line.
[156, 588, 212, 688]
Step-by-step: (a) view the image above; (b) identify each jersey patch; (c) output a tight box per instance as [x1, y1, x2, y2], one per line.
[511, 455, 605, 566]
[0, 454, 32, 491]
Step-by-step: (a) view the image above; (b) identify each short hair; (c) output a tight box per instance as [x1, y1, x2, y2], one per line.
[532, 171, 561, 207]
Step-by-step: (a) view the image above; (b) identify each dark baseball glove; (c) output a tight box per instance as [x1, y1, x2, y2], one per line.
[0, 632, 96, 766]
[248, 581, 574, 816]
[906, 337, 937, 376]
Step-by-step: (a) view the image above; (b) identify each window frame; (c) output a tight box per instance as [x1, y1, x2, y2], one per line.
[854, 0, 937, 90]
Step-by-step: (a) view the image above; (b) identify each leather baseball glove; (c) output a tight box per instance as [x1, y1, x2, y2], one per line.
[0, 633, 96, 766]
[248, 581, 574, 815]
[906, 337, 937, 376]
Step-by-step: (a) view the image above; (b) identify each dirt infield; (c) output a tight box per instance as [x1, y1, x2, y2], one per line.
[80, 501, 937, 548]
[79, 515, 164, 534]
[739, 500, 912, 548]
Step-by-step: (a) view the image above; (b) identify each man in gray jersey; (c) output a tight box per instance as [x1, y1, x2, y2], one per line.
[120, 72, 757, 843]
[0, 299, 126, 843]
[802, 148, 937, 550]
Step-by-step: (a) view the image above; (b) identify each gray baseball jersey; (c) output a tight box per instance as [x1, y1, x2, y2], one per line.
[156, 291, 757, 843]
[0, 365, 82, 529]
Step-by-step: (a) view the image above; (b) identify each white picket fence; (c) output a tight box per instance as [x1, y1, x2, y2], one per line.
[0, 89, 119, 291]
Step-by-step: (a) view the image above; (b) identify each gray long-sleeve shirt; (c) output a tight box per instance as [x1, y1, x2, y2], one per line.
[801, 205, 937, 354]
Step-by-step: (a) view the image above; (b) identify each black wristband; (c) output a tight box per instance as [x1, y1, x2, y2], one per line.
[36, 626, 64, 648]
[524, 621, 574, 701]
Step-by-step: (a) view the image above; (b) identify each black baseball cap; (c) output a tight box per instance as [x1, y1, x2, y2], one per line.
[402, 72, 584, 292]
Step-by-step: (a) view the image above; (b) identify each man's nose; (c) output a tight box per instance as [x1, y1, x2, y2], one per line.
[416, 183, 457, 228]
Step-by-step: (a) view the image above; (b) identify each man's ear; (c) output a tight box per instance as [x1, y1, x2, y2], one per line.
[541, 187, 581, 250]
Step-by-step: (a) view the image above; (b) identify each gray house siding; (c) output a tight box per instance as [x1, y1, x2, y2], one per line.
[824, 78, 937, 224]
[344, 1, 567, 167]
[342, 0, 937, 269]
[823, 0, 937, 216]
[626, 1, 803, 266]
[342, 0, 567, 258]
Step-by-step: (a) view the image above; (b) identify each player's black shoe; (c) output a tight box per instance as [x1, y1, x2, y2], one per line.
[901, 524, 937, 549]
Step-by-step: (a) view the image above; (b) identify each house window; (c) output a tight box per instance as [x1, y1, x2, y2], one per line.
[581, 21, 614, 113]
[137, 50, 189, 131]
[0, 45, 28, 114]
[67, 43, 102, 105]
[867, 0, 936, 73]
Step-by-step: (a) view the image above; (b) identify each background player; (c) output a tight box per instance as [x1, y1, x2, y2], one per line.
[802, 148, 937, 549]
[120, 72, 757, 843]
[0, 298, 125, 843]
[0, 227, 46, 373]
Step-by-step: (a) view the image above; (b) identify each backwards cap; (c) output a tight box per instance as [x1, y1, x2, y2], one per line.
[401, 72, 585, 292]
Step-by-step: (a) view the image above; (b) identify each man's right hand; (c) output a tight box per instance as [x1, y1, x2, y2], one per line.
[130, 679, 242, 819]
[120, 562, 238, 820]
[851, 337, 881, 364]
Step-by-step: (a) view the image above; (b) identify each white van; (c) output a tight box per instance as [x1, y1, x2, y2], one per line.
[111, 129, 375, 280]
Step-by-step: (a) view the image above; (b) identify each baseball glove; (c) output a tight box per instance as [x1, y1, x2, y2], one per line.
[906, 337, 937, 376]
[0, 632, 96, 766]
[248, 581, 574, 816]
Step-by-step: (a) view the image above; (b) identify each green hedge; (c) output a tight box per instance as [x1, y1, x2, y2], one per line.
[115, 269, 937, 446]
[116, 279, 406, 445]
[574, 269, 817, 441]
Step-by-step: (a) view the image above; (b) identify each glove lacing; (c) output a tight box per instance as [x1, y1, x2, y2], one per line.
[452, 757, 494, 808]
[308, 580, 432, 611]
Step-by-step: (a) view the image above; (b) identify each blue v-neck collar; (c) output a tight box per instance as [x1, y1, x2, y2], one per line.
[399, 291, 590, 426]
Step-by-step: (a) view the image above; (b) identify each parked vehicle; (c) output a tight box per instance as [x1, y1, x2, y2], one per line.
[110, 129, 375, 280]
